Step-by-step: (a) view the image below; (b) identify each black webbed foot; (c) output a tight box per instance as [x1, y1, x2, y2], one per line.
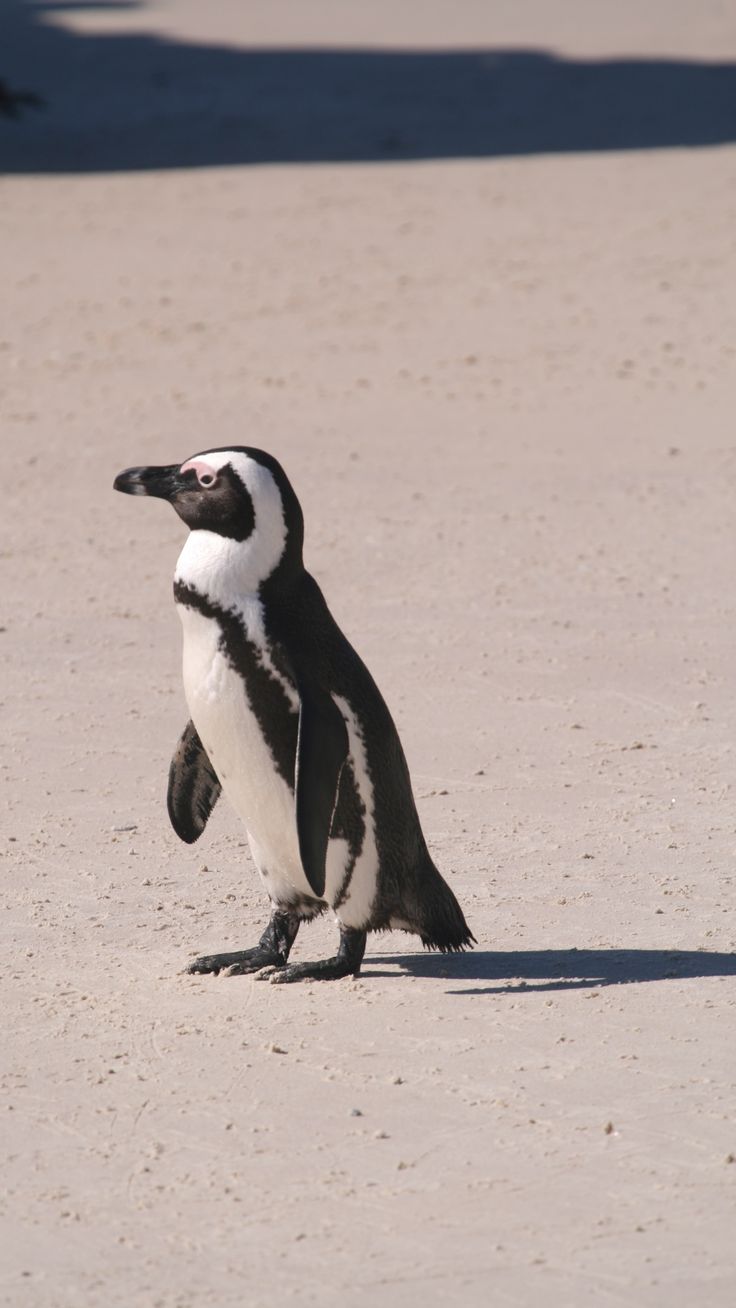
[187, 946, 280, 976]
[186, 908, 300, 976]
[266, 957, 357, 984]
[262, 926, 367, 984]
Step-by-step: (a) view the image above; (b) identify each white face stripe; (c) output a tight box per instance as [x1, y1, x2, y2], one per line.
[175, 449, 288, 598]
[181, 450, 233, 476]
[180, 458, 217, 483]
[228, 453, 288, 585]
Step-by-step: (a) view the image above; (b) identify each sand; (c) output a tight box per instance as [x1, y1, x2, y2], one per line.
[2, 2, 735, 1304]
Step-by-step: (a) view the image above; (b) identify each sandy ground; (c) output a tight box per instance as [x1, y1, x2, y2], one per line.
[2, 2, 736, 1305]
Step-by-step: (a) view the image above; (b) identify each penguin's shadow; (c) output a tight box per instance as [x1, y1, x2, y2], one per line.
[365, 947, 736, 994]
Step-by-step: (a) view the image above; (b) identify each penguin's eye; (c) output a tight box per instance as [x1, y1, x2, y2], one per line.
[198, 472, 215, 488]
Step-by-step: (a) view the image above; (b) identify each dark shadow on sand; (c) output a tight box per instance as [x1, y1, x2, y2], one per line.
[2, 0, 736, 173]
[365, 947, 736, 994]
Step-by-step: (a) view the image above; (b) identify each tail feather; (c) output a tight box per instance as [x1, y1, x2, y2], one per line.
[414, 860, 475, 953]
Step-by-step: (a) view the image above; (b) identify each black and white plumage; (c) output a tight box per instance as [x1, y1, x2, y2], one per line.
[113, 447, 474, 982]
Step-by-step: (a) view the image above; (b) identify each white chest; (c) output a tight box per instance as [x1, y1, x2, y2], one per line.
[177, 602, 305, 887]
[174, 595, 380, 927]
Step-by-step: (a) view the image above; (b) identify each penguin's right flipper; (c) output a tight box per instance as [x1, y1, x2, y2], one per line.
[167, 720, 222, 843]
[295, 686, 350, 899]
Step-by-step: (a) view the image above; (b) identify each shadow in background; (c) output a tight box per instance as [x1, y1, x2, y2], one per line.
[368, 948, 736, 994]
[2, 0, 736, 172]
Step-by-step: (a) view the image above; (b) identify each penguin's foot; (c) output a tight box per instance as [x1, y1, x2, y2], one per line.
[266, 957, 356, 983]
[186, 946, 280, 976]
[262, 927, 367, 984]
[186, 908, 300, 976]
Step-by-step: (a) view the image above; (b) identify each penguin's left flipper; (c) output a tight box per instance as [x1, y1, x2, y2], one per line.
[295, 685, 349, 898]
[167, 720, 222, 843]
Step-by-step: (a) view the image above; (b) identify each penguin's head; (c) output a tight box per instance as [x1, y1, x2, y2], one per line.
[114, 447, 304, 579]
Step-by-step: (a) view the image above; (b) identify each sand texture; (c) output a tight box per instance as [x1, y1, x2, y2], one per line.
[2, 2, 735, 1304]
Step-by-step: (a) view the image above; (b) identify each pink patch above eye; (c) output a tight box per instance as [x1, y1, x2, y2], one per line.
[180, 459, 216, 482]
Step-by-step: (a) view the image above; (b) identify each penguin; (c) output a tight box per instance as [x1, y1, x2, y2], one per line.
[113, 447, 474, 982]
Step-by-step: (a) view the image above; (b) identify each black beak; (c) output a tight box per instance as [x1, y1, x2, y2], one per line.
[113, 464, 188, 500]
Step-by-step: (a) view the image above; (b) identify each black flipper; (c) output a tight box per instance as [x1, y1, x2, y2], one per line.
[167, 720, 222, 844]
[295, 686, 349, 898]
